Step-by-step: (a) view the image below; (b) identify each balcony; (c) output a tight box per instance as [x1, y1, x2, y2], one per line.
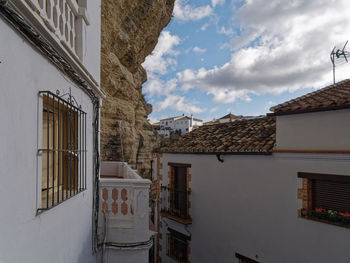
[161, 186, 192, 224]
[98, 162, 152, 262]
[10, 0, 89, 61]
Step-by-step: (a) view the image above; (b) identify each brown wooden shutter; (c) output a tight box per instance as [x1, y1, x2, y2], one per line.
[312, 179, 350, 212]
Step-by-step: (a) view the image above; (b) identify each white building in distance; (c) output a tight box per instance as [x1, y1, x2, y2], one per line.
[158, 115, 203, 137]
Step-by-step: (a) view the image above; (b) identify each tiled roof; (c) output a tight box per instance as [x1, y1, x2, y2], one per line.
[160, 116, 202, 122]
[270, 79, 350, 115]
[160, 116, 276, 154]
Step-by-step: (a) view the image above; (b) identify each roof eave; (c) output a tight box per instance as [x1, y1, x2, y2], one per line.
[159, 151, 273, 156]
[268, 104, 350, 117]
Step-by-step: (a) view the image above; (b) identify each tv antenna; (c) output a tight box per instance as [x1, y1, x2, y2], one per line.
[330, 40, 349, 84]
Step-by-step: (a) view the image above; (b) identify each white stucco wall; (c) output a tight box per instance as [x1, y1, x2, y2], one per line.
[157, 153, 350, 263]
[276, 109, 350, 151]
[0, 12, 99, 263]
[82, 0, 101, 83]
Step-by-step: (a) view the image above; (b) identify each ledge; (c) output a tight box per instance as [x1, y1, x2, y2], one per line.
[161, 211, 192, 225]
[299, 209, 350, 229]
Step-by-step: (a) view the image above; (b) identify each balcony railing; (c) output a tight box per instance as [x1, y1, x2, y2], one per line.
[24, 0, 88, 60]
[98, 162, 151, 245]
[161, 186, 191, 224]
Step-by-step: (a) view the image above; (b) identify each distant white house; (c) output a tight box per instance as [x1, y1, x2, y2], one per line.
[158, 115, 203, 136]
[218, 113, 242, 123]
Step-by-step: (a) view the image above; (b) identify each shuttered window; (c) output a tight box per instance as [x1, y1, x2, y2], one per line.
[298, 172, 350, 227]
[312, 179, 350, 212]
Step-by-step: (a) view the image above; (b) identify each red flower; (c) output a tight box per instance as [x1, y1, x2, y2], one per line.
[339, 212, 350, 217]
[315, 207, 326, 213]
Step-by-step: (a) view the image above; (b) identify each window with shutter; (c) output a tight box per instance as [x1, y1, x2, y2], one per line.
[298, 172, 350, 227]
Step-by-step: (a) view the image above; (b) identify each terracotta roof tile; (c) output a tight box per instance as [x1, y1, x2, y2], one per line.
[160, 117, 276, 154]
[270, 79, 350, 115]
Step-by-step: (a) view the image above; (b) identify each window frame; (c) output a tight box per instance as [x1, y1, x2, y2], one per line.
[167, 228, 190, 263]
[160, 163, 192, 224]
[37, 91, 87, 213]
[298, 172, 350, 228]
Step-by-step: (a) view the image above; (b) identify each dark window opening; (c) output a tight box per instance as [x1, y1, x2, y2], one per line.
[167, 228, 190, 263]
[161, 163, 191, 223]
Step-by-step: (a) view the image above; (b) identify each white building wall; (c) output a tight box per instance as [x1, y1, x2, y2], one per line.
[157, 153, 350, 263]
[219, 118, 230, 123]
[0, 4, 100, 262]
[276, 109, 350, 151]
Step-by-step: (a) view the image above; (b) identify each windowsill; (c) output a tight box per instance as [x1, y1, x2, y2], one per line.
[299, 209, 350, 229]
[161, 211, 192, 225]
[37, 189, 86, 215]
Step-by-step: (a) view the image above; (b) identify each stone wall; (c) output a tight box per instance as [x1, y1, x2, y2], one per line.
[100, 0, 174, 178]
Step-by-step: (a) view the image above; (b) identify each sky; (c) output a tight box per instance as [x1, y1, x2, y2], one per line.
[142, 0, 350, 123]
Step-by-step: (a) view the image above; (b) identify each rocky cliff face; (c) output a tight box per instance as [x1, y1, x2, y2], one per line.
[100, 0, 174, 178]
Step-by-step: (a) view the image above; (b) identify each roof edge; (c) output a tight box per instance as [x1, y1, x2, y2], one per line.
[158, 151, 273, 155]
[267, 103, 350, 116]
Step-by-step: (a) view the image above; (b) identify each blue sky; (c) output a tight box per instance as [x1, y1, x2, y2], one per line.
[142, 0, 350, 123]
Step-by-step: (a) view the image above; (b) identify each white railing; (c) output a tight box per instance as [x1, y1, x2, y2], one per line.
[99, 162, 151, 244]
[25, 0, 88, 59]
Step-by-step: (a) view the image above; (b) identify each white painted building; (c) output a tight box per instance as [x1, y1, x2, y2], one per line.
[159, 116, 203, 136]
[153, 80, 350, 263]
[0, 1, 151, 263]
[218, 112, 241, 123]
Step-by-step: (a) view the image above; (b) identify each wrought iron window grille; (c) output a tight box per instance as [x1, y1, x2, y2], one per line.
[167, 229, 190, 263]
[38, 89, 87, 212]
[161, 186, 191, 221]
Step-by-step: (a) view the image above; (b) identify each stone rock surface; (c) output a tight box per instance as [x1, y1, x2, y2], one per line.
[100, 0, 174, 178]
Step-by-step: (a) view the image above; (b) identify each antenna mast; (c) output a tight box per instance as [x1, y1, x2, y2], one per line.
[330, 40, 349, 84]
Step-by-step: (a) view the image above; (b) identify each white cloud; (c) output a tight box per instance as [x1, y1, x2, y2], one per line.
[201, 23, 209, 31]
[174, 0, 212, 21]
[143, 30, 204, 115]
[144, 78, 177, 97]
[177, 0, 350, 104]
[210, 107, 218, 113]
[218, 26, 234, 36]
[154, 95, 204, 114]
[193, 46, 207, 53]
[211, 0, 225, 7]
[142, 31, 180, 77]
[264, 101, 276, 112]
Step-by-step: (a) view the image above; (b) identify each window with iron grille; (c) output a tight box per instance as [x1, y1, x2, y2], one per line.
[38, 91, 87, 211]
[167, 228, 190, 263]
[161, 163, 191, 224]
[298, 172, 350, 227]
